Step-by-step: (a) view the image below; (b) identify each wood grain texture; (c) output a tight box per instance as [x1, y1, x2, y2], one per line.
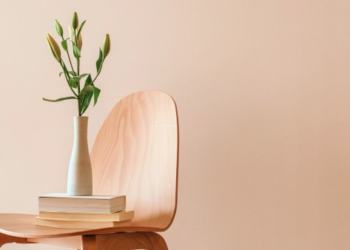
[82, 233, 168, 250]
[91, 91, 179, 230]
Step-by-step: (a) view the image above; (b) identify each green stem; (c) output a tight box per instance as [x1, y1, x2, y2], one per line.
[92, 58, 104, 84]
[77, 96, 81, 116]
[77, 58, 80, 93]
[60, 61, 78, 97]
[74, 29, 82, 116]
[60, 36, 76, 75]
[77, 58, 81, 117]
[76, 53, 80, 76]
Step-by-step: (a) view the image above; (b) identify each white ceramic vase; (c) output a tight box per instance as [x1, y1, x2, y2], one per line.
[67, 116, 93, 196]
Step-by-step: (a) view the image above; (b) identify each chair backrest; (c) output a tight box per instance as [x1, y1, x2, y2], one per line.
[90, 91, 179, 231]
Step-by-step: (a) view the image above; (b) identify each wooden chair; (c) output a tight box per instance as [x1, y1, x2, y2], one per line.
[0, 91, 179, 250]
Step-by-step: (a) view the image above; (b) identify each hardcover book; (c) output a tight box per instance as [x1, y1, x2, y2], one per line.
[38, 210, 134, 222]
[35, 217, 132, 229]
[38, 193, 126, 213]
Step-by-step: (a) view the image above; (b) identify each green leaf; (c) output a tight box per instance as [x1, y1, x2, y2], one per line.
[84, 74, 93, 87]
[69, 79, 78, 88]
[61, 61, 71, 81]
[61, 39, 69, 51]
[76, 20, 86, 39]
[82, 74, 100, 106]
[69, 74, 89, 88]
[73, 44, 81, 58]
[42, 96, 77, 102]
[68, 71, 76, 76]
[79, 85, 94, 115]
[69, 39, 76, 46]
[76, 73, 89, 80]
[59, 72, 64, 77]
[96, 48, 103, 73]
[93, 86, 101, 106]
[60, 61, 78, 97]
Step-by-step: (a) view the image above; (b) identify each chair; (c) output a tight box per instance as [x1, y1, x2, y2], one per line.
[0, 90, 179, 250]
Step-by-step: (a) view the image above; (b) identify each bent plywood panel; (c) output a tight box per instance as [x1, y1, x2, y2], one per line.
[91, 91, 179, 230]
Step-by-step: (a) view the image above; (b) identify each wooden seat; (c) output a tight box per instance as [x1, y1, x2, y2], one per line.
[0, 91, 179, 250]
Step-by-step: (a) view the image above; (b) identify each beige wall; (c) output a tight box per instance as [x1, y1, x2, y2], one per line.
[0, 0, 350, 249]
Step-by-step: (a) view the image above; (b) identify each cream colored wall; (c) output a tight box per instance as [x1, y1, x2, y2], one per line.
[0, 0, 349, 249]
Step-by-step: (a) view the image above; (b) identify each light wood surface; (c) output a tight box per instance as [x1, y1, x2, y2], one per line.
[0, 91, 179, 248]
[91, 91, 179, 230]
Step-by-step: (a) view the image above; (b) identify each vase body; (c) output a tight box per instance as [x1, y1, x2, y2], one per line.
[67, 116, 93, 196]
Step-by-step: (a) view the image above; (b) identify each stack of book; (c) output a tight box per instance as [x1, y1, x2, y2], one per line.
[35, 193, 134, 229]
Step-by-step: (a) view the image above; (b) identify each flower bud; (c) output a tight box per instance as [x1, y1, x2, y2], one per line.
[45, 34, 61, 62]
[68, 25, 82, 50]
[68, 25, 75, 43]
[54, 20, 63, 37]
[102, 34, 110, 58]
[72, 12, 79, 30]
[77, 32, 82, 50]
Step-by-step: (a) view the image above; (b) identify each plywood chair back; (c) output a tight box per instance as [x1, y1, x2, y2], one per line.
[90, 91, 179, 231]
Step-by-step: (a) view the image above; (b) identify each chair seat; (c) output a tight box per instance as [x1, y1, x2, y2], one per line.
[0, 213, 156, 239]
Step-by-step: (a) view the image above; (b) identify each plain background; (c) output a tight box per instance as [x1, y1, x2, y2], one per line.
[1, 0, 350, 249]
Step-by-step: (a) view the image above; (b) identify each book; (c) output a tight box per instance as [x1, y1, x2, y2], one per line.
[35, 217, 132, 229]
[38, 210, 134, 222]
[38, 193, 126, 213]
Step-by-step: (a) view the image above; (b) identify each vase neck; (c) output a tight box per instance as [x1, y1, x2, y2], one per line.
[73, 116, 89, 143]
